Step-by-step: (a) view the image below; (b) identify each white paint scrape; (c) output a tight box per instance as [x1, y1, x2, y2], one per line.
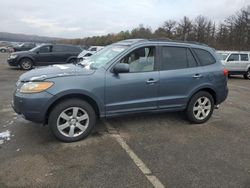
[53, 65, 70, 70]
[0, 130, 11, 144]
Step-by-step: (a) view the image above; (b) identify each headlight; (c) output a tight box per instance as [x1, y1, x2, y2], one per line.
[20, 82, 54, 93]
[10, 54, 18, 59]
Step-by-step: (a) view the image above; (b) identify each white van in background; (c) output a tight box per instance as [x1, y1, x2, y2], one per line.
[217, 50, 250, 79]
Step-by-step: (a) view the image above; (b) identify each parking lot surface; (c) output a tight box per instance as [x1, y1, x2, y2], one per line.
[0, 53, 250, 188]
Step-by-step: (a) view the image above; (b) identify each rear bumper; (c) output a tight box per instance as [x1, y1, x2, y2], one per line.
[216, 86, 228, 105]
[12, 91, 54, 123]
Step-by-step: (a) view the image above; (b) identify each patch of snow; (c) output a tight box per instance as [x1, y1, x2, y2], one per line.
[53, 65, 70, 70]
[0, 130, 11, 144]
[30, 75, 47, 81]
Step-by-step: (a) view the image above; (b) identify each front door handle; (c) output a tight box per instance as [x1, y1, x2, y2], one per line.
[146, 78, 158, 84]
[193, 74, 203, 79]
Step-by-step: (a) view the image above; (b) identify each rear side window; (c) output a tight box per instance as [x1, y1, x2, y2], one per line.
[161, 47, 197, 70]
[240, 54, 249, 61]
[193, 48, 216, 66]
[53, 45, 64, 52]
[228, 54, 240, 61]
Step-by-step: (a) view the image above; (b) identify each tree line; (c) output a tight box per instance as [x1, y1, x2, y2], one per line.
[58, 5, 250, 51]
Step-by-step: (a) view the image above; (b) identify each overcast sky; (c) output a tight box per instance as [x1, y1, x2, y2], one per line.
[0, 0, 249, 38]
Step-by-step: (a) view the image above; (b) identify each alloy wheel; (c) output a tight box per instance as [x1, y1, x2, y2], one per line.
[193, 97, 212, 120]
[57, 107, 89, 138]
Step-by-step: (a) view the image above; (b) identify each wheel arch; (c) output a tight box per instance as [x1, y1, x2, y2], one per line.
[18, 56, 35, 65]
[44, 93, 101, 124]
[188, 86, 217, 106]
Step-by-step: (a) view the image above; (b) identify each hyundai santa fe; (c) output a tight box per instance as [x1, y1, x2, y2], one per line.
[12, 39, 228, 142]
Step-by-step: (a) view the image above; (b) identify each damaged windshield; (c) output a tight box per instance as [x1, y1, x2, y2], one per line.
[81, 45, 128, 70]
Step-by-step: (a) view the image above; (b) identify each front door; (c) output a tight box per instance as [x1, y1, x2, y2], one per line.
[105, 46, 159, 115]
[35, 45, 53, 66]
[225, 53, 240, 72]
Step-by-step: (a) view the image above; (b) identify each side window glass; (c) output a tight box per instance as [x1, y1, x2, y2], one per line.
[161, 47, 188, 70]
[193, 48, 216, 66]
[228, 54, 240, 61]
[90, 47, 97, 51]
[187, 49, 197, 67]
[84, 53, 92, 57]
[39, 46, 51, 53]
[120, 47, 155, 72]
[53, 45, 64, 52]
[240, 54, 249, 61]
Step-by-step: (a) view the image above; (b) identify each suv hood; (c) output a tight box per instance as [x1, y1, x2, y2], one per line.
[19, 64, 95, 82]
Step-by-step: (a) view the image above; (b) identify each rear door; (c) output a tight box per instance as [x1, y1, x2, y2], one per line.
[158, 46, 203, 109]
[51, 45, 68, 64]
[239, 54, 249, 72]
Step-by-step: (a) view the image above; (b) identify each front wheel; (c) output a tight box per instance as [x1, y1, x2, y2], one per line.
[19, 58, 33, 70]
[243, 69, 250, 80]
[48, 99, 96, 142]
[186, 91, 214, 124]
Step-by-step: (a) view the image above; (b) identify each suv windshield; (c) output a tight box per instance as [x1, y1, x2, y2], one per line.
[81, 45, 128, 70]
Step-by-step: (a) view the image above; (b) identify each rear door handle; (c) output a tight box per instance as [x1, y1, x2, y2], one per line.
[146, 78, 158, 84]
[193, 74, 203, 79]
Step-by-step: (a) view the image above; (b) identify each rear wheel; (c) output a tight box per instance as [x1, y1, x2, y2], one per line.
[19, 58, 33, 70]
[48, 99, 96, 142]
[186, 91, 214, 124]
[243, 69, 250, 80]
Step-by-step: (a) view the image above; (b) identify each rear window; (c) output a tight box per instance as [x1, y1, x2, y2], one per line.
[193, 48, 216, 66]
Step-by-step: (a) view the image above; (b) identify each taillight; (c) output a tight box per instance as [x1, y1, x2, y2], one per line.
[223, 68, 228, 76]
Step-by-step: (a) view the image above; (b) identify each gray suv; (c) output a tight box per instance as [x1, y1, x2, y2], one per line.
[12, 39, 228, 142]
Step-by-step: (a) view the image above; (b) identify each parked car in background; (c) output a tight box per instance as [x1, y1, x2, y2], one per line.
[77, 46, 104, 62]
[77, 50, 94, 62]
[217, 51, 250, 79]
[0, 46, 8, 53]
[88, 46, 104, 52]
[12, 39, 228, 142]
[12, 42, 37, 52]
[7, 44, 82, 70]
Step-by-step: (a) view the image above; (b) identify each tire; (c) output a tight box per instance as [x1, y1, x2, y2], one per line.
[48, 99, 96, 142]
[243, 69, 250, 80]
[19, 58, 33, 70]
[1, 49, 6, 53]
[186, 91, 214, 124]
[68, 58, 77, 64]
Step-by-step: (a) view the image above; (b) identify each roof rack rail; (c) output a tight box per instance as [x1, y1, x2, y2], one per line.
[148, 38, 208, 46]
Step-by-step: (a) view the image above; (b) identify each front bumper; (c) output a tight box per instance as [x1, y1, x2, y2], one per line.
[12, 90, 54, 123]
[7, 58, 19, 66]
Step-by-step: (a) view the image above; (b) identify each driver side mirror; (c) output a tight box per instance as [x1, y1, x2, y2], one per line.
[36, 50, 40, 54]
[113, 63, 129, 74]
